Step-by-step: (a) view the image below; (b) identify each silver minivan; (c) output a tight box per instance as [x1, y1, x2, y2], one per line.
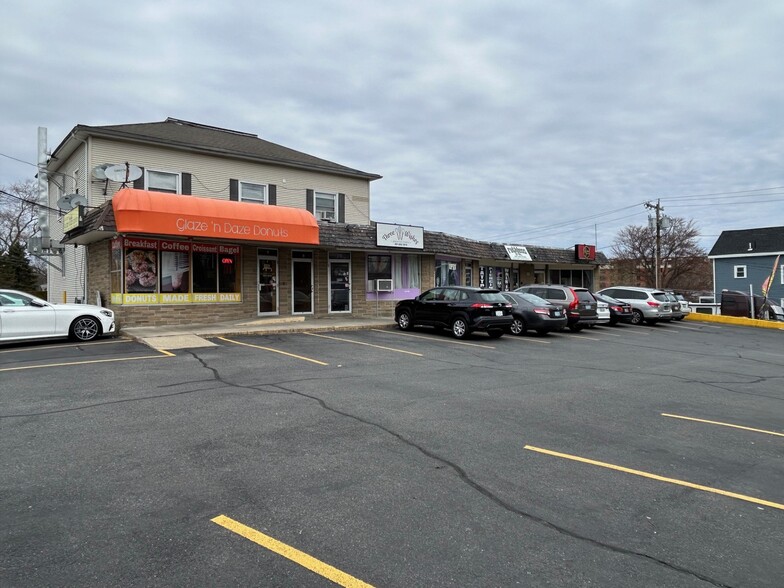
[597, 286, 673, 325]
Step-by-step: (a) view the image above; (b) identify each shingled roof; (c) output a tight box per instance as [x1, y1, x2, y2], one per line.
[320, 224, 607, 264]
[65, 203, 607, 266]
[51, 118, 381, 181]
[708, 226, 784, 256]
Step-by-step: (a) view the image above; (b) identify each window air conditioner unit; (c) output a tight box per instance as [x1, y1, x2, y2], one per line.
[376, 279, 393, 292]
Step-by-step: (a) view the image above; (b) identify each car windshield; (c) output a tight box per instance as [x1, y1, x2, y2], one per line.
[517, 292, 549, 305]
[476, 291, 507, 303]
[575, 290, 595, 302]
[0, 291, 33, 306]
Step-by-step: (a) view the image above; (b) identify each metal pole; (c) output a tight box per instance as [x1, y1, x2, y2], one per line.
[655, 199, 661, 290]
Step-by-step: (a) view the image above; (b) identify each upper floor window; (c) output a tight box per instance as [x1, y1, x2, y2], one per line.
[240, 182, 267, 204]
[146, 170, 180, 194]
[315, 191, 337, 220]
[734, 265, 747, 279]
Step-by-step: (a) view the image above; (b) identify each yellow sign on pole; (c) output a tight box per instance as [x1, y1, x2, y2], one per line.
[62, 206, 83, 233]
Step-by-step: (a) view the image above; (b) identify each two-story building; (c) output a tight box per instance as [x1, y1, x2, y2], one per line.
[43, 117, 606, 328]
[708, 226, 783, 304]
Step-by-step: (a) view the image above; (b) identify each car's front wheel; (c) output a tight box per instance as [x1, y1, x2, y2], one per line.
[451, 317, 469, 339]
[69, 316, 101, 342]
[397, 311, 413, 331]
[630, 309, 644, 325]
[510, 317, 526, 335]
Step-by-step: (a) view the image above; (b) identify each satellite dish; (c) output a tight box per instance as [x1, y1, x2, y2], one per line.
[104, 164, 143, 183]
[70, 194, 88, 208]
[57, 193, 80, 211]
[91, 163, 115, 180]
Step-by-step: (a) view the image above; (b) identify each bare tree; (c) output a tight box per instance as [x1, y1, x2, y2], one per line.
[0, 179, 39, 252]
[611, 217, 708, 290]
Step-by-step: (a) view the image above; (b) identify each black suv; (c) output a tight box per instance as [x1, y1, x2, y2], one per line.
[514, 285, 599, 331]
[395, 287, 513, 339]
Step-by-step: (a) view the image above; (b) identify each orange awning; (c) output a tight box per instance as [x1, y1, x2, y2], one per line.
[112, 188, 319, 245]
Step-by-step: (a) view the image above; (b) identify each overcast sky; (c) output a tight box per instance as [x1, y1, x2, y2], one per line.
[2, 1, 783, 253]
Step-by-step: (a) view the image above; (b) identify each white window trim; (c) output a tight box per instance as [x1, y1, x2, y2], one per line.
[780, 264, 784, 285]
[314, 190, 338, 220]
[239, 181, 268, 204]
[145, 169, 181, 194]
[734, 265, 747, 279]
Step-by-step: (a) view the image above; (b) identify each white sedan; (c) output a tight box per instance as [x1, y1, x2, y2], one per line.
[0, 289, 116, 343]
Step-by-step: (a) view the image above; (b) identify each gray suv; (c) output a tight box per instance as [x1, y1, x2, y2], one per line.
[514, 285, 598, 332]
[597, 286, 673, 325]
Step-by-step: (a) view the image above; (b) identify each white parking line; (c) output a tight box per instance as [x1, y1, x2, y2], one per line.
[0, 338, 133, 354]
[370, 329, 496, 349]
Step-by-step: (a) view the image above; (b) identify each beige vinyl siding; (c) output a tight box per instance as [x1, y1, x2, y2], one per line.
[88, 139, 372, 224]
[46, 145, 89, 303]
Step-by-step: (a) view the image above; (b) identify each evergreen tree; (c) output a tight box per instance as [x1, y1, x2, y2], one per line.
[2, 241, 39, 291]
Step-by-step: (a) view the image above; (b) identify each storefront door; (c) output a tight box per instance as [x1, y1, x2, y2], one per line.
[329, 253, 351, 313]
[258, 249, 278, 315]
[292, 251, 313, 314]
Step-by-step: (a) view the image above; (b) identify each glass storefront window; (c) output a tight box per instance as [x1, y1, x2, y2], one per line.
[368, 254, 421, 289]
[161, 250, 190, 293]
[435, 259, 459, 287]
[192, 252, 218, 293]
[125, 248, 158, 293]
[219, 253, 239, 292]
[368, 255, 392, 281]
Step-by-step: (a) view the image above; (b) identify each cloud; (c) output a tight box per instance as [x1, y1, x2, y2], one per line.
[2, 0, 782, 254]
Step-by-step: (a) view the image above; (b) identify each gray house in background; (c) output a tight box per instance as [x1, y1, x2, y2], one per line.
[708, 226, 784, 305]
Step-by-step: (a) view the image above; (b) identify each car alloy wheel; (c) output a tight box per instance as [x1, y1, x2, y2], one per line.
[70, 316, 100, 342]
[630, 309, 644, 325]
[452, 317, 468, 339]
[510, 318, 526, 335]
[397, 311, 412, 331]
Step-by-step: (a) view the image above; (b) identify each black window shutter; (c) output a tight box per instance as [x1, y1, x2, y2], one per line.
[306, 189, 314, 213]
[268, 184, 277, 205]
[338, 193, 345, 223]
[181, 173, 192, 195]
[133, 167, 145, 189]
[229, 179, 239, 201]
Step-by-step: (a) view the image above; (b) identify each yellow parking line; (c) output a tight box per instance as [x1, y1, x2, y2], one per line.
[662, 413, 784, 438]
[0, 350, 174, 372]
[524, 445, 784, 511]
[218, 337, 328, 365]
[211, 515, 374, 587]
[304, 332, 423, 356]
[370, 329, 495, 348]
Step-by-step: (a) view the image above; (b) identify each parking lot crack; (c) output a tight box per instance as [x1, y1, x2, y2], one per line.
[267, 381, 734, 588]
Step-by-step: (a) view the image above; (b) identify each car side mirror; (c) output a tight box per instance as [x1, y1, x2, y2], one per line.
[30, 300, 47, 308]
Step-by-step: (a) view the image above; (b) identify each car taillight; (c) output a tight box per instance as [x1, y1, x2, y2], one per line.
[567, 288, 579, 309]
[534, 307, 550, 315]
[647, 301, 660, 307]
[470, 303, 493, 309]
[611, 305, 621, 312]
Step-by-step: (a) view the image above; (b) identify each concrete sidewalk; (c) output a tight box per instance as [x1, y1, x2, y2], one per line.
[121, 315, 399, 350]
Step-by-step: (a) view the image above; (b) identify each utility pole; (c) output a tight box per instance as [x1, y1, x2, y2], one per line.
[644, 200, 664, 289]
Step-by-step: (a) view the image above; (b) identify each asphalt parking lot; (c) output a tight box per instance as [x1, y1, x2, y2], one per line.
[1, 321, 783, 587]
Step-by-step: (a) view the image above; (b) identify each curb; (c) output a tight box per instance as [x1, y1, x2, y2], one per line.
[685, 313, 784, 330]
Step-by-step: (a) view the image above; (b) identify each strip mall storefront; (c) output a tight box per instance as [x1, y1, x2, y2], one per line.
[67, 188, 327, 327]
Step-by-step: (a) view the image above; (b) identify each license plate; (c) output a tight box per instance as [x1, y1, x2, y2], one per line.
[495, 310, 503, 316]
[554, 311, 561, 316]
[585, 305, 592, 310]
